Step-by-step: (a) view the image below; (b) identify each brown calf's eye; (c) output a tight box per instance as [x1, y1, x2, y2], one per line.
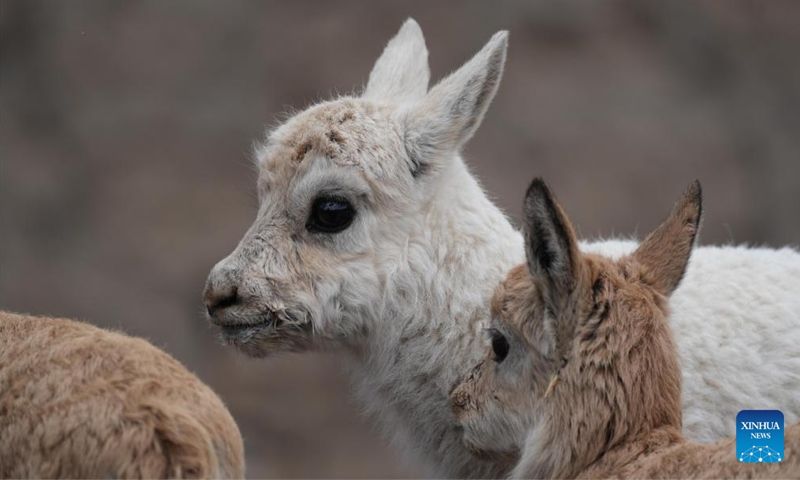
[307, 196, 356, 233]
[488, 328, 509, 363]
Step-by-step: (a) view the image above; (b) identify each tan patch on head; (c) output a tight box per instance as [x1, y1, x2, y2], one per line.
[292, 141, 313, 163]
[284, 104, 351, 164]
[264, 98, 395, 173]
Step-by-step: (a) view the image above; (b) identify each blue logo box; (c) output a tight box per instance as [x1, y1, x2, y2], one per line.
[736, 410, 784, 463]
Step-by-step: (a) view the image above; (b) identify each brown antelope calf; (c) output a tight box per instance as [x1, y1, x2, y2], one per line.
[450, 179, 799, 479]
[0, 312, 244, 478]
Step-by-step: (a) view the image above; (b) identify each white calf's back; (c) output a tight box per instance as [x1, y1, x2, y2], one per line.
[0, 311, 245, 478]
[675, 245, 800, 441]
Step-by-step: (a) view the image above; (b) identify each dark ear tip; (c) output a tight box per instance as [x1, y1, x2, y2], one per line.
[523, 177, 557, 218]
[685, 179, 703, 225]
[525, 177, 549, 200]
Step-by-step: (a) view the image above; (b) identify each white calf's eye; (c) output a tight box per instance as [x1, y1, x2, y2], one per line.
[307, 196, 356, 233]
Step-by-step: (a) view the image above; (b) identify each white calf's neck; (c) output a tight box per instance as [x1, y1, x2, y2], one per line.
[351, 155, 523, 477]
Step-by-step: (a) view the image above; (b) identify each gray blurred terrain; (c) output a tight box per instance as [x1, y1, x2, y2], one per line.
[1, 1, 798, 477]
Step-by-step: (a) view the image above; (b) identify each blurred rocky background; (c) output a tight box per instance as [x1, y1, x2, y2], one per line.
[1, 0, 798, 477]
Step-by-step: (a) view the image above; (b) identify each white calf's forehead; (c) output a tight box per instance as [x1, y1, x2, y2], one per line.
[255, 97, 409, 184]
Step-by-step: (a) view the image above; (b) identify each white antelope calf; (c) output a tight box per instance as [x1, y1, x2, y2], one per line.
[203, 18, 800, 477]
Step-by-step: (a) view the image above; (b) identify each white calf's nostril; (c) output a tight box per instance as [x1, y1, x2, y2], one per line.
[204, 284, 239, 316]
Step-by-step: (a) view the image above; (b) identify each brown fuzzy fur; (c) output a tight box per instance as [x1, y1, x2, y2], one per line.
[451, 180, 799, 479]
[0, 311, 245, 478]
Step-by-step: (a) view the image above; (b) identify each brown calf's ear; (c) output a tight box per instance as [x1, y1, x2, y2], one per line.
[633, 180, 703, 297]
[523, 178, 580, 310]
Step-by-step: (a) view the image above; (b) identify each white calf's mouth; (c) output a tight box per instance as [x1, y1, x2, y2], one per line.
[207, 308, 275, 341]
[219, 319, 271, 336]
[209, 307, 314, 356]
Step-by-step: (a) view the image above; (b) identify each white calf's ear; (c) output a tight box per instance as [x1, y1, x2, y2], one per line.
[523, 178, 580, 309]
[403, 31, 508, 177]
[363, 18, 430, 103]
[633, 180, 703, 297]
